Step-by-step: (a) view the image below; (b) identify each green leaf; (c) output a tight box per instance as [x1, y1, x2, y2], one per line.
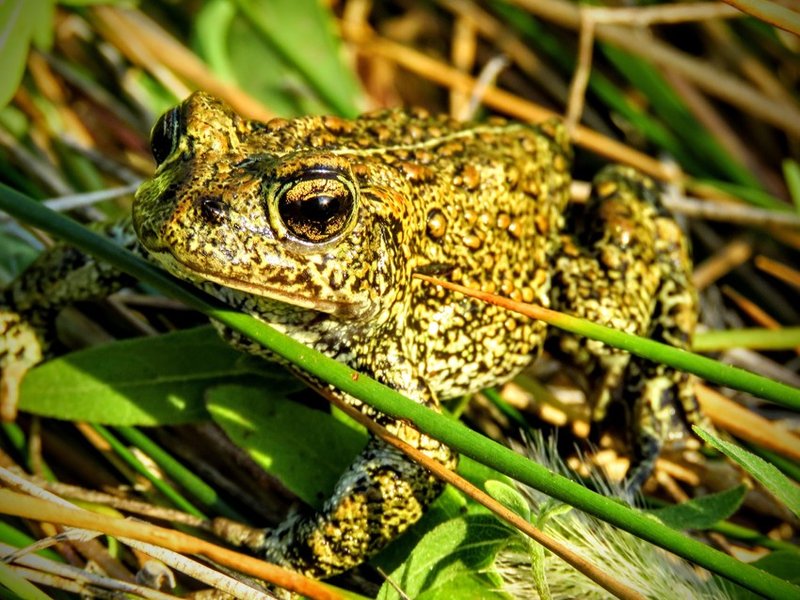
[752, 552, 800, 584]
[195, 0, 337, 115]
[19, 326, 291, 425]
[485, 479, 531, 521]
[206, 383, 367, 507]
[231, 0, 362, 116]
[195, 0, 361, 116]
[649, 485, 747, 530]
[0, 232, 40, 285]
[720, 552, 800, 600]
[0, 0, 53, 109]
[695, 427, 800, 519]
[377, 514, 514, 600]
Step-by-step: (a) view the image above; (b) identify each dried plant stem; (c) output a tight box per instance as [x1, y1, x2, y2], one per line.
[436, 0, 574, 109]
[755, 255, 800, 290]
[697, 385, 800, 462]
[510, 0, 800, 137]
[561, 2, 742, 25]
[0, 469, 337, 599]
[91, 7, 274, 122]
[721, 0, 800, 35]
[663, 194, 800, 228]
[692, 237, 753, 290]
[565, 10, 596, 132]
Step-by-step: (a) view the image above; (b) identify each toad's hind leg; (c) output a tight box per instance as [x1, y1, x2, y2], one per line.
[548, 166, 702, 487]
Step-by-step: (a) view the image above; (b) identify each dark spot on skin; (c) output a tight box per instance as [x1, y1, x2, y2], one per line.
[414, 263, 455, 276]
[198, 196, 229, 225]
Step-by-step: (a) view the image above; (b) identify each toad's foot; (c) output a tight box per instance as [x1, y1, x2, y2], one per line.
[0, 309, 44, 421]
[257, 437, 452, 578]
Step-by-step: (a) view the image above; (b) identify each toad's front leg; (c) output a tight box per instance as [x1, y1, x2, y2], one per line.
[213, 337, 456, 579]
[1, 223, 137, 419]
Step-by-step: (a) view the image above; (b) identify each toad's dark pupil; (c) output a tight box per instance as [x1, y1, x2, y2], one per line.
[305, 195, 339, 222]
[278, 184, 353, 243]
[150, 107, 182, 165]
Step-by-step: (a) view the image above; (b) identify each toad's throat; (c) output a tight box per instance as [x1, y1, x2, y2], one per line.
[150, 248, 367, 318]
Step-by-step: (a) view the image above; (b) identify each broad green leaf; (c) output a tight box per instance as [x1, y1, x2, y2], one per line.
[695, 427, 800, 519]
[0, 0, 53, 109]
[718, 552, 800, 600]
[195, 0, 362, 116]
[0, 231, 40, 285]
[752, 552, 800, 584]
[485, 479, 531, 521]
[649, 485, 747, 530]
[195, 0, 330, 116]
[207, 383, 367, 507]
[377, 514, 513, 600]
[19, 326, 291, 425]
[232, 0, 362, 116]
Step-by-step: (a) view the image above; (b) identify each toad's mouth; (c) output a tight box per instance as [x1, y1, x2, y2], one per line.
[150, 248, 367, 318]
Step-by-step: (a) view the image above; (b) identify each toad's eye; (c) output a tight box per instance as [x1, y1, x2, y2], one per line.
[275, 170, 357, 243]
[150, 107, 182, 165]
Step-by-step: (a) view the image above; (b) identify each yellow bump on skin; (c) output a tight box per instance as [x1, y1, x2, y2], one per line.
[406, 124, 424, 139]
[462, 164, 481, 190]
[463, 209, 477, 225]
[265, 117, 289, 131]
[352, 163, 370, 179]
[479, 212, 491, 227]
[521, 287, 535, 303]
[504, 317, 517, 331]
[426, 210, 447, 239]
[496, 212, 511, 230]
[416, 150, 434, 164]
[481, 281, 496, 294]
[322, 115, 354, 134]
[509, 289, 523, 302]
[553, 153, 568, 173]
[500, 279, 515, 295]
[596, 180, 618, 199]
[400, 161, 433, 182]
[504, 167, 520, 189]
[462, 234, 482, 250]
[535, 214, 549, 235]
[310, 132, 336, 147]
[532, 269, 548, 290]
[507, 219, 522, 239]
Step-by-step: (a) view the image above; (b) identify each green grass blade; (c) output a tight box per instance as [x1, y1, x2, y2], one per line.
[91, 424, 206, 519]
[694, 327, 800, 352]
[114, 426, 245, 521]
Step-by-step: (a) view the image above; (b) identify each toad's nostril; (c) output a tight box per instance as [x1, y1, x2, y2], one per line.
[198, 196, 229, 224]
